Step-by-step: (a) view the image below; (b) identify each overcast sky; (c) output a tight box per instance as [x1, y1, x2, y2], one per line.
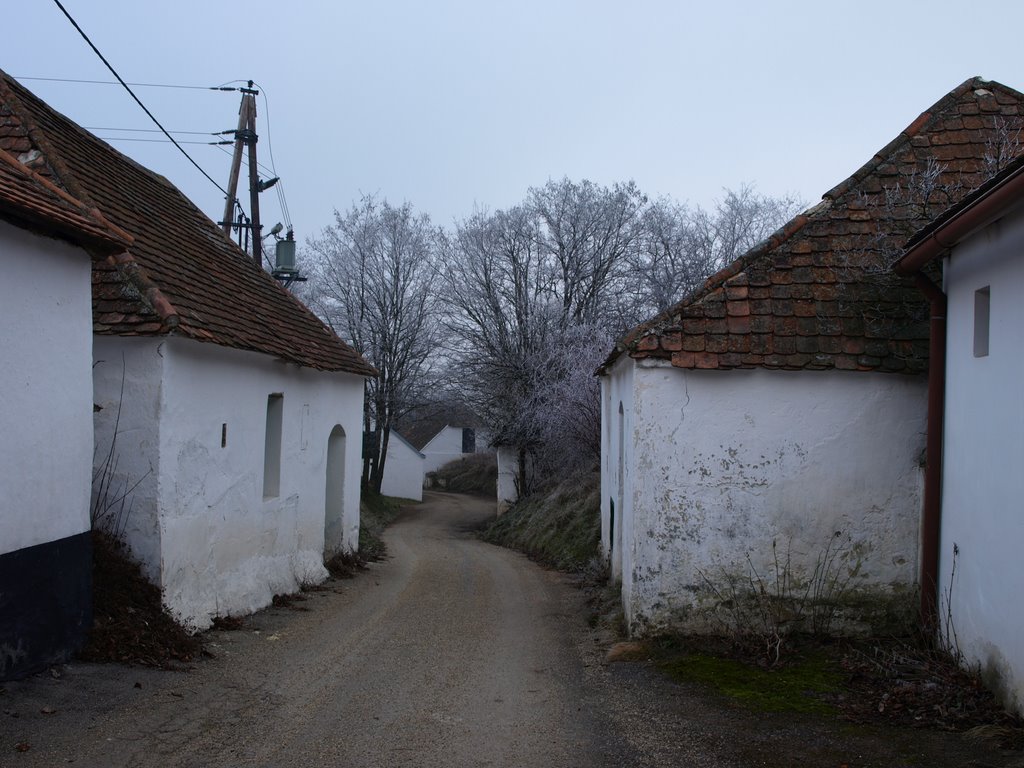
[6, 1, 1024, 244]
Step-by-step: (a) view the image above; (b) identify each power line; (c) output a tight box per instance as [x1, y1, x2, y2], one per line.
[83, 126, 223, 136]
[95, 137, 233, 145]
[15, 75, 240, 92]
[252, 81, 292, 230]
[213, 143, 276, 177]
[51, 0, 229, 197]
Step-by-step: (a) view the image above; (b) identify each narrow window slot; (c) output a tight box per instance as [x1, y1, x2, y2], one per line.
[974, 286, 990, 358]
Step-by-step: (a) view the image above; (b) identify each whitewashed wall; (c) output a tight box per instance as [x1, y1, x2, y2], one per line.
[496, 446, 519, 515]
[600, 357, 635, 590]
[380, 432, 424, 501]
[0, 221, 93, 555]
[92, 336, 165, 582]
[605, 359, 926, 636]
[940, 202, 1024, 713]
[93, 336, 366, 629]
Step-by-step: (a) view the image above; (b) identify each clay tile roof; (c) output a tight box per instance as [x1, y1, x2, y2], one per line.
[0, 147, 128, 253]
[0, 71, 375, 376]
[603, 77, 1024, 376]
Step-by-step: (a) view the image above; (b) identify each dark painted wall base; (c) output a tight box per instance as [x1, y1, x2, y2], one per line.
[0, 531, 92, 680]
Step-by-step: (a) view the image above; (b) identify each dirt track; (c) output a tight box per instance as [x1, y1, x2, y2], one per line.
[1, 492, 1018, 767]
[1, 493, 628, 767]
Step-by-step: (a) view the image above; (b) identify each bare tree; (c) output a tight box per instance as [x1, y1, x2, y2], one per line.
[304, 196, 440, 493]
[440, 204, 553, 460]
[530, 178, 647, 329]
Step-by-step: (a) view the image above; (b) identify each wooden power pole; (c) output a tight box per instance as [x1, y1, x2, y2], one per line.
[220, 82, 263, 267]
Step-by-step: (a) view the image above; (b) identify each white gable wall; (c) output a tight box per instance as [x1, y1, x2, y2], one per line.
[422, 425, 472, 473]
[608, 361, 926, 636]
[940, 202, 1024, 712]
[380, 433, 424, 501]
[0, 221, 93, 554]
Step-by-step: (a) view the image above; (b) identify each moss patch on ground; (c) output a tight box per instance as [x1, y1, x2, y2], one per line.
[658, 648, 843, 715]
[480, 472, 600, 572]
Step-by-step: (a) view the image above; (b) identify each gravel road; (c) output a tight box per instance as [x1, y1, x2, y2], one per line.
[0, 493, 637, 767]
[2, 492, 1018, 768]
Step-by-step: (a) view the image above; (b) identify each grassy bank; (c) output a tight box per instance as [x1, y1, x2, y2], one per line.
[480, 471, 600, 572]
[358, 490, 409, 561]
[426, 453, 497, 497]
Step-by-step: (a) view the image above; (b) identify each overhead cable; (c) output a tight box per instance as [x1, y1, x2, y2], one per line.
[16, 75, 241, 91]
[50, 0, 229, 196]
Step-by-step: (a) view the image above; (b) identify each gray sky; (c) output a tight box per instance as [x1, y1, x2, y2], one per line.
[7, 1, 1024, 242]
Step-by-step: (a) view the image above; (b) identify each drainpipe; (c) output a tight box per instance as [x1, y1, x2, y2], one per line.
[912, 273, 946, 630]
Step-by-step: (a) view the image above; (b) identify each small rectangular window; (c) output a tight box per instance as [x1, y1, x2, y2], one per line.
[974, 286, 990, 358]
[263, 394, 283, 498]
[462, 428, 476, 454]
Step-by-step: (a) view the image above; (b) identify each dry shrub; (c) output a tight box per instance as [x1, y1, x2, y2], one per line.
[80, 531, 201, 667]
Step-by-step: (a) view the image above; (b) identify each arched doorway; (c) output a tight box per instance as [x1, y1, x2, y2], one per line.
[324, 424, 346, 557]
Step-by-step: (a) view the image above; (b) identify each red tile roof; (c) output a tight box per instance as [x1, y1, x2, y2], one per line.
[0, 147, 128, 253]
[603, 77, 1024, 376]
[0, 71, 375, 376]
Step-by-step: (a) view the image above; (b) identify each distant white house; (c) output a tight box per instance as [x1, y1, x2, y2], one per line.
[897, 153, 1024, 714]
[599, 78, 1024, 638]
[379, 430, 425, 501]
[0, 71, 375, 631]
[421, 425, 482, 475]
[0, 148, 128, 678]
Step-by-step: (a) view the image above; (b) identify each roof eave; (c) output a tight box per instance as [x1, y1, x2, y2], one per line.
[897, 159, 1024, 275]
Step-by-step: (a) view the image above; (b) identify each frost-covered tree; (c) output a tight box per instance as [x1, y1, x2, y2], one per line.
[304, 196, 440, 492]
[440, 204, 554, 462]
[442, 179, 802, 490]
[529, 178, 647, 329]
[514, 323, 612, 476]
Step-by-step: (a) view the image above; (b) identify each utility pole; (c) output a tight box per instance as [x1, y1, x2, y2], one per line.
[220, 82, 263, 267]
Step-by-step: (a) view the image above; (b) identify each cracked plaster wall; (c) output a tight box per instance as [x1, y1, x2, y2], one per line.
[606, 361, 926, 637]
[939, 201, 1024, 714]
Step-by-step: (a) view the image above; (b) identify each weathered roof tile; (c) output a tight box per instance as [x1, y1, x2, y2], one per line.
[0, 147, 128, 253]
